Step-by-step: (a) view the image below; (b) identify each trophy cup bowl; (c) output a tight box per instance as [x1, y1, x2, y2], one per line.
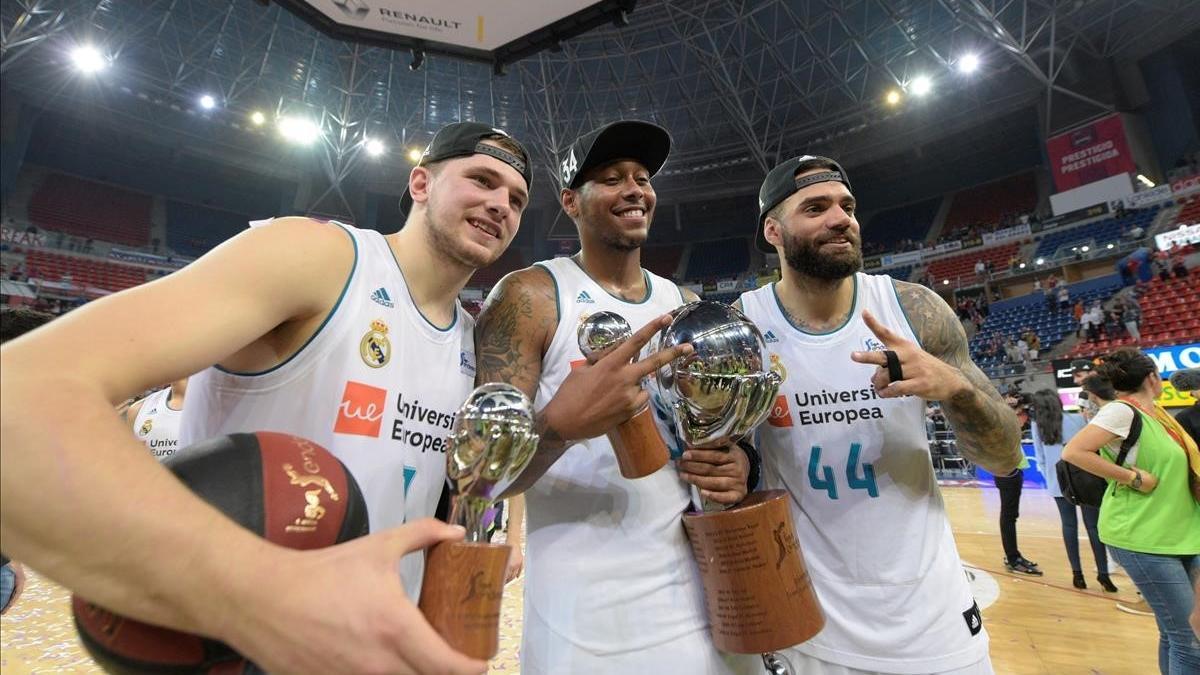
[577, 311, 671, 478]
[419, 383, 539, 660]
[651, 301, 824, 653]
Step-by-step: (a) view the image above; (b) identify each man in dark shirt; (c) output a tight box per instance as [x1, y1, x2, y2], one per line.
[1170, 369, 1200, 443]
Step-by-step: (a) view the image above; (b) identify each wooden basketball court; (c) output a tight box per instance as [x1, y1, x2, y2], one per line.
[0, 485, 1161, 674]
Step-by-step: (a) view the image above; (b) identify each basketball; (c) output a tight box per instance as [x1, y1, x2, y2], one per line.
[71, 432, 369, 673]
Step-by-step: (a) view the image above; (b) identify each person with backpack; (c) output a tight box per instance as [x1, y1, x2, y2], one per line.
[1063, 348, 1200, 674]
[1028, 390, 1117, 591]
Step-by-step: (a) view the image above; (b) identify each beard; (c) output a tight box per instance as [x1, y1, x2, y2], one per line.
[782, 230, 863, 280]
[597, 227, 645, 252]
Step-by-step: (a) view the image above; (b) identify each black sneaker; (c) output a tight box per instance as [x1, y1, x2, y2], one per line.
[1004, 557, 1044, 576]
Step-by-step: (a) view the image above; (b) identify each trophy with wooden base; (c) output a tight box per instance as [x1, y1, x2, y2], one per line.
[651, 301, 825, 654]
[577, 311, 671, 478]
[418, 383, 538, 660]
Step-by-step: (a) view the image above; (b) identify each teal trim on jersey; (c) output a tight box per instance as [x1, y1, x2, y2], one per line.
[216, 221, 358, 377]
[569, 257, 652, 304]
[386, 238, 457, 332]
[771, 274, 859, 335]
[890, 278, 924, 350]
[532, 262, 561, 325]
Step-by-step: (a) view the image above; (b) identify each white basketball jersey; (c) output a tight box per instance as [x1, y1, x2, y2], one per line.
[133, 387, 183, 460]
[181, 221, 475, 600]
[739, 274, 988, 674]
[524, 257, 756, 671]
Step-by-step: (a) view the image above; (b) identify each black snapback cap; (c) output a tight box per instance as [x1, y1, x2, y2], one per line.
[399, 122, 531, 215]
[756, 155, 851, 253]
[558, 120, 672, 190]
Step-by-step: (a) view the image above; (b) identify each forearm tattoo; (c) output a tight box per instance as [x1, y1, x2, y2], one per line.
[894, 281, 1022, 474]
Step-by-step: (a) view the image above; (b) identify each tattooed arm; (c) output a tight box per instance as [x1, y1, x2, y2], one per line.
[473, 267, 564, 496]
[892, 281, 1021, 473]
[475, 269, 688, 497]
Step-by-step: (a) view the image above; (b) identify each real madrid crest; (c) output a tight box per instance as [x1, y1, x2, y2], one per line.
[360, 319, 392, 368]
[139, 419, 153, 436]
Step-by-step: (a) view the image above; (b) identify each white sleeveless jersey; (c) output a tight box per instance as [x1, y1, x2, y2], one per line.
[739, 274, 988, 674]
[133, 388, 183, 460]
[180, 222, 475, 600]
[524, 257, 756, 671]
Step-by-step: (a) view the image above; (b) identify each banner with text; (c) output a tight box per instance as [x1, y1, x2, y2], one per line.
[1046, 114, 1136, 192]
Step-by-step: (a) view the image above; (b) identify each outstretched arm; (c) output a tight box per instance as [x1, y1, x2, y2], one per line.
[852, 281, 1021, 474]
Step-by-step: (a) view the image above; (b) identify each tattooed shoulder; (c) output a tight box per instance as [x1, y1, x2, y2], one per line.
[892, 280, 967, 362]
[474, 266, 559, 394]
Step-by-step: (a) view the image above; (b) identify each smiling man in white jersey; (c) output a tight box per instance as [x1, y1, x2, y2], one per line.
[475, 120, 759, 674]
[0, 121, 677, 674]
[736, 156, 1022, 675]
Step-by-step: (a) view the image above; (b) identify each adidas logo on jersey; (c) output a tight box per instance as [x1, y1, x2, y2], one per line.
[371, 287, 394, 308]
[576, 290, 595, 303]
[764, 330, 780, 343]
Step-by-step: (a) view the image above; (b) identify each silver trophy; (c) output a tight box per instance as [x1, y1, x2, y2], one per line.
[577, 310, 633, 362]
[445, 383, 539, 541]
[576, 311, 673, 478]
[650, 301, 783, 448]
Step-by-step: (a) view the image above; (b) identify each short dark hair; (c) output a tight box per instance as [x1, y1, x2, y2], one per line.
[1080, 374, 1118, 402]
[1094, 348, 1157, 393]
[0, 306, 55, 344]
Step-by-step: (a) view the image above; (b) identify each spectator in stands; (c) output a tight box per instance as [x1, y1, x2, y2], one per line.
[1171, 251, 1190, 279]
[1105, 310, 1125, 341]
[1063, 349, 1200, 673]
[1029, 389, 1117, 591]
[1058, 284, 1070, 312]
[1044, 283, 1056, 314]
[1003, 337, 1021, 364]
[1015, 335, 1030, 365]
[974, 258, 986, 278]
[1025, 330, 1041, 362]
[0, 306, 56, 616]
[1154, 256, 1171, 283]
[1121, 301, 1142, 343]
[1074, 299, 1085, 336]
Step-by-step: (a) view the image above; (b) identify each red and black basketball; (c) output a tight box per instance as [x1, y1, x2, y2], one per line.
[72, 432, 369, 674]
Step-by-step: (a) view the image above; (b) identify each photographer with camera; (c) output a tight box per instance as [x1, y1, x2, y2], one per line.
[996, 389, 1042, 575]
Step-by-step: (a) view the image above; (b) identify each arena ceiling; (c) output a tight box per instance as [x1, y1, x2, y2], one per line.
[3, 0, 1199, 207]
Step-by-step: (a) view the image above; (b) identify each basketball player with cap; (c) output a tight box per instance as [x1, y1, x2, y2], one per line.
[736, 156, 1022, 675]
[0, 122, 684, 674]
[475, 120, 759, 673]
[125, 378, 188, 460]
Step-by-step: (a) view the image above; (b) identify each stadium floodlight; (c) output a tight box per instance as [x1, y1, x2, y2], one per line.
[1081, 245, 1090, 252]
[71, 45, 107, 74]
[250, 111, 266, 126]
[278, 116, 321, 145]
[1036, 258, 1045, 265]
[1019, 262, 1026, 269]
[909, 76, 933, 96]
[1137, 174, 1155, 187]
[942, 279, 949, 285]
[199, 94, 216, 110]
[957, 54, 980, 74]
[885, 90, 902, 106]
[407, 148, 422, 163]
[1107, 243, 1115, 249]
[365, 138, 386, 157]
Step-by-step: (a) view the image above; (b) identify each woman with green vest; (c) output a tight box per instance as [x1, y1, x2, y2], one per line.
[1063, 348, 1200, 675]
